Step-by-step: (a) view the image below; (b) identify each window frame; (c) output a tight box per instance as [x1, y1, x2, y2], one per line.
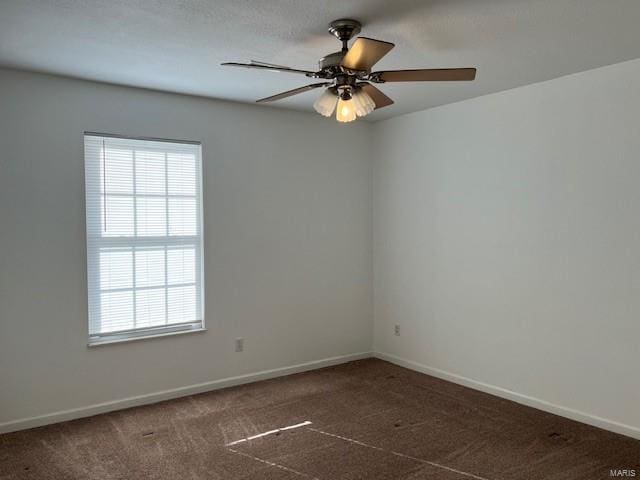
[84, 132, 206, 346]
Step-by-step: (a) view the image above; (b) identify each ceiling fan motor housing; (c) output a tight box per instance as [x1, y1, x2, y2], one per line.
[319, 51, 345, 70]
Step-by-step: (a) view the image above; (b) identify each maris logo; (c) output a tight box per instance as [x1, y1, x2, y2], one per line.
[610, 470, 637, 477]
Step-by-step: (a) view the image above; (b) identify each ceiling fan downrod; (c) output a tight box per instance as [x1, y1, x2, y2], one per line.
[327, 19, 361, 53]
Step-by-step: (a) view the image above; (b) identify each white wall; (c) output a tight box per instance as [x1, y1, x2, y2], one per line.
[373, 59, 640, 437]
[4, 58, 640, 438]
[0, 68, 372, 428]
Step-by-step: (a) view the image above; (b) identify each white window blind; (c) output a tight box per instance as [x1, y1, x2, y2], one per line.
[84, 133, 204, 344]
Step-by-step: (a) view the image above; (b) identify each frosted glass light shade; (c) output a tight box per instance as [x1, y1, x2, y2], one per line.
[336, 98, 357, 123]
[313, 89, 338, 117]
[352, 89, 376, 117]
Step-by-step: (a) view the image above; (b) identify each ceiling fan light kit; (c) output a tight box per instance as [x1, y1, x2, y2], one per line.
[313, 88, 339, 117]
[352, 89, 376, 117]
[223, 19, 477, 123]
[314, 85, 376, 122]
[336, 96, 357, 123]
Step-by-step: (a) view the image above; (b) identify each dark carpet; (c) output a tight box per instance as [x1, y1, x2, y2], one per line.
[1, 359, 639, 479]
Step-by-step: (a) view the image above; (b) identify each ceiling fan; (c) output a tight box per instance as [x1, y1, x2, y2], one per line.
[222, 19, 476, 123]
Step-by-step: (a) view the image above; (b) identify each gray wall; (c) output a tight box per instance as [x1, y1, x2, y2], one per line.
[0, 69, 372, 426]
[373, 59, 640, 437]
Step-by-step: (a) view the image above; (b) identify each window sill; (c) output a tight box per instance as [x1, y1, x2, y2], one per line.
[88, 327, 207, 347]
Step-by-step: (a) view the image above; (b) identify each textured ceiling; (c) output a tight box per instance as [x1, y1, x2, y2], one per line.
[1, 0, 640, 121]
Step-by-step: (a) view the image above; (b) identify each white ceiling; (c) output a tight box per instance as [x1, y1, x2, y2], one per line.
[1, 0, 640, 121]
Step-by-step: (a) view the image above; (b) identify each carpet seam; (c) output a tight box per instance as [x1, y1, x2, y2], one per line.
[306, 426, 491, 480]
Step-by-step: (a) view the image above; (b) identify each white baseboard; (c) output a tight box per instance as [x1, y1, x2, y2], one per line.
[0, 351, 372, 434]
[6, 350, 639, 441]
[374, 351, 640, 441]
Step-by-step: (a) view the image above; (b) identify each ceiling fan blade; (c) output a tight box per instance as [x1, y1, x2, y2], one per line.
[221, 62, 315, 76]
[374, 68, 477, 82]
[256, 83, 331, 103]
[249, 59, 293, 70]
[341, 37, 395, 72]
[359, 83, 394, 109]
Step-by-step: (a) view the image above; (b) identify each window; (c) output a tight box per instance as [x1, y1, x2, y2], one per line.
[84, 133, 204, 345]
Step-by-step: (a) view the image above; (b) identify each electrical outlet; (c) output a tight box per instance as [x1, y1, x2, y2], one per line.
[394, 325, 400, 336]
[235, 337, 244, 352]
